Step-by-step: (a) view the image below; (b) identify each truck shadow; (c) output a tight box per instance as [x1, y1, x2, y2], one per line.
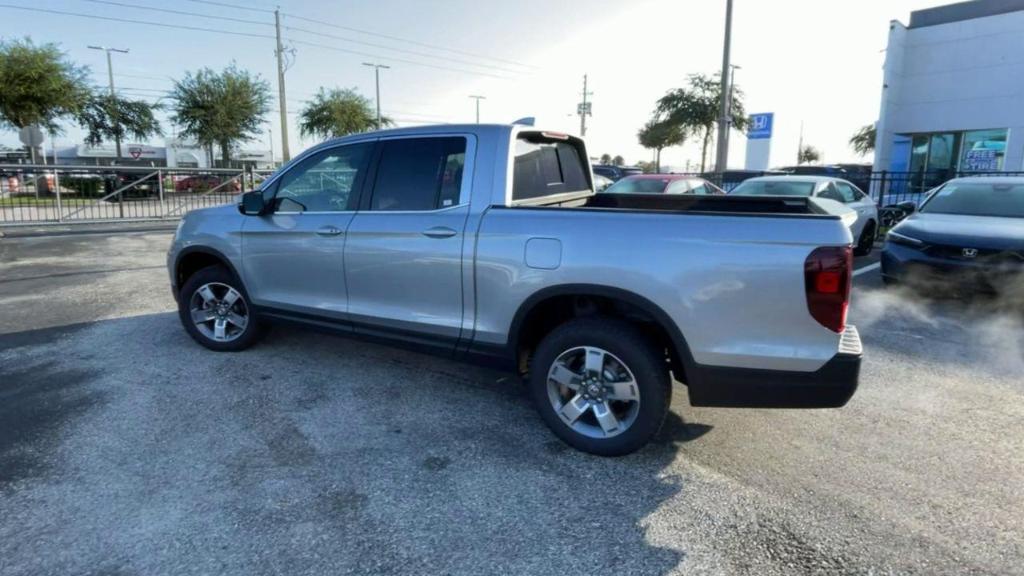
[0, 312, 716, 575]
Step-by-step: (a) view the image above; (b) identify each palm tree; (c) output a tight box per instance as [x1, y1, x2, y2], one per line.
[298, 87, 392, 140]
[798, 145, 821, 165]
[656, 73, 747, 172]
[0, 38, 90, 142]
[169, 64, 271, 166]
[76, 93, 162, 148]
[849, 124, 876, 156]
[637, 119, 685, 172]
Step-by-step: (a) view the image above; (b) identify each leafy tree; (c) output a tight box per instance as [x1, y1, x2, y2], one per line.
[0, 37, 90, 133]
[298, 87, 392, 140]
[170, 64, 271, 166]
[849, 123, 876, 156]
[656, 73, 747, 172]
[612, 155, 625, 166]
[798, 145, 821, 165]
[599, 153, 612, 165]
[635, 160, 658, 174]
[76, 93, 162, 148]
[637, 119, 685, 172]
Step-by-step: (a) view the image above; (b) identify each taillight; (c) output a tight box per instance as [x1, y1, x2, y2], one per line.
[804, 246, 852, 333]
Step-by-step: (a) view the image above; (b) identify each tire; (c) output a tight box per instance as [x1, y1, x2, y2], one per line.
[528, 317, 671, 456]
[854, 221, 876, 257]
[177, 265, 264, 351]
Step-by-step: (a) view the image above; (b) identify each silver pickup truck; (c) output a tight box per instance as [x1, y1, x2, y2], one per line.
[168, 123, 862, 456]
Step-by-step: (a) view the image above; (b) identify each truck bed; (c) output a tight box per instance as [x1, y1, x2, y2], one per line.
[517, 191, 841, 218]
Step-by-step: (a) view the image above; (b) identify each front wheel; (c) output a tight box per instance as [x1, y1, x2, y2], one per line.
[528, 317, 671, 456]
[178, 265, 264, 351]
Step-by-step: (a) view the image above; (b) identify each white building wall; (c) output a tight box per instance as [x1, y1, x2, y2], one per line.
[875, 9, 1024, 171]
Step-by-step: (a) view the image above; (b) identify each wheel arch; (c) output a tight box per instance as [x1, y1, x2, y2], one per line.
[508, 284, 696, 383]
[174, 246, 243, 296]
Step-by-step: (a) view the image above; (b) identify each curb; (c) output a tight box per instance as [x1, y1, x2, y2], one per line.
[0, 223, 179, 239]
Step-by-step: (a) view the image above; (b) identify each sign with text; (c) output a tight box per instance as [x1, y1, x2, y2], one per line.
[747, 113, 774, 140]
[963, 149, 999, 171]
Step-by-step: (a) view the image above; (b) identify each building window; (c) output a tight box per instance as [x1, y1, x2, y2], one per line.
[960, 129, 1007, 172]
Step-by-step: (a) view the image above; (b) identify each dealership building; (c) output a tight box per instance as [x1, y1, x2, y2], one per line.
[874, 0, 1024, 176]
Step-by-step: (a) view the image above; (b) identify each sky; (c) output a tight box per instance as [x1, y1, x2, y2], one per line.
[0, 0, 953, 169]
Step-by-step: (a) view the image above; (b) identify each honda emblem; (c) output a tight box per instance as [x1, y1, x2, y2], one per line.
[962, 248, 978, 258]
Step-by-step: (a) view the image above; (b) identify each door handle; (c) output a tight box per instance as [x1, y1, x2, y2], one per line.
[316, 225, 344, 237]
[422, 226, 457, 239]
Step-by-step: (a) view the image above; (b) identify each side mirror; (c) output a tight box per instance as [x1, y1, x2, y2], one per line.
[239, 190, 266, 215]
[896, 200, 917, 214]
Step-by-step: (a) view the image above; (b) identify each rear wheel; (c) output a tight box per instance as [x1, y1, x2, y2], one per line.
[528, 317, 671, 456]
[855, 221, 876, 256]
[178, 265, 264, 351]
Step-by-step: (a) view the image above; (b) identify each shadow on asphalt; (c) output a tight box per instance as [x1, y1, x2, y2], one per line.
[0, 312, 717, 575]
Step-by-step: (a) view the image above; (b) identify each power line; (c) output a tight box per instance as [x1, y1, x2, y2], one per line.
[76, 0, 524, 76]
[0, 4, 517, 80]
[282, 12, 537, 70]
[79, 0, 271, 27]
[289, 39, 514, 80]
[0, 4, 276, 40]
[283, 25, 524, 75]
[180, 0, 274, 14]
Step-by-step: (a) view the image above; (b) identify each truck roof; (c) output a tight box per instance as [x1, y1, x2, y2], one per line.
[316, 123, 558, 148]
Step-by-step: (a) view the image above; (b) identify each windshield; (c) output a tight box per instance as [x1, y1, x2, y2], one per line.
[603, 177, 670, 194]
[921, 182, 1024, 218]
[730, 180, 816, 196]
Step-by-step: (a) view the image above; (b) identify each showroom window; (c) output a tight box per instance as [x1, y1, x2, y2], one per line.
[959, 129, 1007, 172]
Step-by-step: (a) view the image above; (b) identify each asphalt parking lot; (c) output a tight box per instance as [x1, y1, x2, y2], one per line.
[1, 230, 1022, 576]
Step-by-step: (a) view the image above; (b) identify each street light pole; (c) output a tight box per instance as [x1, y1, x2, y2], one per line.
[363, 63, 390, 128]
[714, 0, 734, 173]
[468, 95, 486, 123]
[88, 45, 129, 161]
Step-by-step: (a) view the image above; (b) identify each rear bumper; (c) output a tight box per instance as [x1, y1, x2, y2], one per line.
[686, 326, 862, 408]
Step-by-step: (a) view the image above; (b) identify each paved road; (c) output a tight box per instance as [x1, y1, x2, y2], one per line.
[1, 231, 1021, 576]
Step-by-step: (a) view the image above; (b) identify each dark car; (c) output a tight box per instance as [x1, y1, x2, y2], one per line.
[881, 177, 1024, 294]
[102, 171, 159, 201]
[601, 174, 725, 195]
[592, 164, 644, 181]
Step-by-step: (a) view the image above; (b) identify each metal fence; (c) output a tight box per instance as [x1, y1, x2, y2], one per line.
[0, 164, 274, 225]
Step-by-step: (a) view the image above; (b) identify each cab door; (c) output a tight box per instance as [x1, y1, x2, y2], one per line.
[343, 135, 473, 349]
[241, 142, 373, 321]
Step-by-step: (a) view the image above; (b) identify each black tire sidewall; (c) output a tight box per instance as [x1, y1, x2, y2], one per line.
[528, 317, 670, 457]
[855, 222, 876, 256]
[177, 265, 262, 352]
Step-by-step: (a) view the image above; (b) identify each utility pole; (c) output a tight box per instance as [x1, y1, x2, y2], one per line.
[714, 0, 734, 173]
[363, 63, 390, 128]
[469, 95, 486, 123]
[88, 45, 129, 161]
[274, 8, 291, 162]
[578, 74, 593, 137]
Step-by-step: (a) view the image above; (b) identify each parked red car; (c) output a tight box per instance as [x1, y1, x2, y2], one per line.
[601, 174, 726, 195]
[175, 175, 241, 193]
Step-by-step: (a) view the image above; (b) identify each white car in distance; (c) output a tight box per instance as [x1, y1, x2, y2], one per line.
[731, 176, 880, 255]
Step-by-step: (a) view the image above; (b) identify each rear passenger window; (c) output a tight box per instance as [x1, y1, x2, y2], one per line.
[834, 182, 859, 203]
[512, 134, 589, 201]
[370, 137, 466, 211]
